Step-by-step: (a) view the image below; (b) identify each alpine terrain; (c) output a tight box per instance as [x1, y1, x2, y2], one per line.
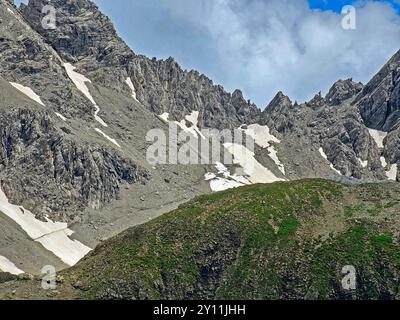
[0, 0, 399, 300]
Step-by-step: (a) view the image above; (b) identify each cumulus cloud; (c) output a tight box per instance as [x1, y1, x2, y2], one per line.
[153, 0, 400, 106]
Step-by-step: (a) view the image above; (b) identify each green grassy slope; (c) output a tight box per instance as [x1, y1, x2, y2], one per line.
[2, 179, 400, 300]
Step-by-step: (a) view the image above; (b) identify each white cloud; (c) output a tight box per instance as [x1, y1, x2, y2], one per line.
[158, 0, 400, 106]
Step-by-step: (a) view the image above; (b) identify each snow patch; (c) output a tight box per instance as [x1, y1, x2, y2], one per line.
[93, 105, 108, 127]
[55, 112, 67, 121]
[358, 158, 368, 168]
[95, 128, 120, 148]
[380, 156, 388, 168]
[204, 144, 284, 192]
[205, 162, 251, 192]
[319, 147, 328, 160]
[0, 256, 24, 275]
[184, 111, 206, 139]
[204, 172, 217, 181]
[239, 124, 280, 148]
[63, 63, 95, 104]
[158, 112, 205, 139]
[215, 161, 251, 185]
[7, 8, 15, 15]
[380, 157, 397, 181]
[386, 164, 398, 181]
[9, 82, 45, 106]
[319, 147, 342, 175]
[224, 143, 285, 184]
[209, 177, 245, 192]
[267, 145, 286, 174]
[64, 63, 108, 127]
[125, 77, 139, 102]
[158, 113, 170, 123]
[368, 128, 387, 149]
[240, 124, 285, 175]
[0, 187, 91, 266]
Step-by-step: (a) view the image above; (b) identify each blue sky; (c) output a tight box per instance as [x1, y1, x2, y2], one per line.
[309, 0, 400, 13]
[15, 0, 400, 107]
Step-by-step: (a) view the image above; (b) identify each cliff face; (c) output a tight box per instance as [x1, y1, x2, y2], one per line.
[354, 50, 400, 132]
[0, 0, 151, 220]
[0, 0, 214, 274]
[0, 107, 149, 220]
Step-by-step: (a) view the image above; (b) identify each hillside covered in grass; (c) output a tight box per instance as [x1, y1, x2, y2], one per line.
[2, 179, 400, 300]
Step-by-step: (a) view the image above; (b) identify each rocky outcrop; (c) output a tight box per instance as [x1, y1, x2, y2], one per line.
[261, 91, 293, 134]
[259, 89, 388, 180]
[0, 0, 93, 120]
[20, 0, 132, 65]
[0, 108, 149, 221]
[318, 107, 385, 179]
[325, 79, 363, 107]
[354, 50, 400, 132]
[0, 0, 150, 221]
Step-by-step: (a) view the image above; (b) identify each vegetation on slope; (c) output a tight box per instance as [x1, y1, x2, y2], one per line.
[61, 179, 400, 300]
[2, 179, 400, 300]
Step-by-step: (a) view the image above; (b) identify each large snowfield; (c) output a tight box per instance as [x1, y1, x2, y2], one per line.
[0, 187, 91, 267]
[224, 143, 285, 184]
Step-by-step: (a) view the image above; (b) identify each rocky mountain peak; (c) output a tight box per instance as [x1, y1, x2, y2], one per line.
[260, 91, 293, 134]
[354, 49, 400, 131]
[307, 91, 325, 108]
[389, 49, 400, 67]
[325, 78, 363, 106]
[232, 89, 244, 100]
[21, 0, 133, 65]
[265, 91, 293, 111]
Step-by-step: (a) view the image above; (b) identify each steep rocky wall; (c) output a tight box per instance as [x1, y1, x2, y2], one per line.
[354, 50, 400, 132]
[0, 108, 150, 221]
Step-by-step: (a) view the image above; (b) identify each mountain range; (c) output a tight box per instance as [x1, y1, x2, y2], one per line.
[0, 0, 399, 300]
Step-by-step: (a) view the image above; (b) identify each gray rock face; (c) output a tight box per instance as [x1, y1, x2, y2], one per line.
[261, 91, 293, 134]
[0, 0, 150, 221]
[257, 81, 393, 180]
[0, 0, 92, 120]
[325, 79, 363, 107]
[20, 0, 261, 129]
[126, 58, 261, 129]
[0, 107, 149, 220]
[20, 0, 131, 65]
[354, 50, 400, 132]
